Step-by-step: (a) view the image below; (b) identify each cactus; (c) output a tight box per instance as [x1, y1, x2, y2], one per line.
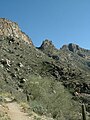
[82, 104, 87, 120]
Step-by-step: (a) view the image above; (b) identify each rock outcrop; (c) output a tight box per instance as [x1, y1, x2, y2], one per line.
[61, 43, 80, 52]
[68, 43, 80, 52]
[39, 39, 56, 50]
[0, 18, 32, 45]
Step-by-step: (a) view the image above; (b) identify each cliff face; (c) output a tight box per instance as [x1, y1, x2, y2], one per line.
[0, 18, 32, 45]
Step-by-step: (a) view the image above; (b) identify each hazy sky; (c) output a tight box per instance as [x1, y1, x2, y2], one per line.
[0, 0, 90, 49]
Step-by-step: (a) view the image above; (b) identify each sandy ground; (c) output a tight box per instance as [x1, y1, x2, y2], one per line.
[0, 97, 54, 120]
[6, 102, 32, 120]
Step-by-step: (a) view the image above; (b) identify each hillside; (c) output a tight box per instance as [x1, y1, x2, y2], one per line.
[0, 18, 90, 120]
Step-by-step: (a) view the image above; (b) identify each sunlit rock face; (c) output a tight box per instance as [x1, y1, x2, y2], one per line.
[0, 18, 33, 45]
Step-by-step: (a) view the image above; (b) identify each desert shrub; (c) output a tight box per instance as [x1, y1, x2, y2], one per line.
[23, 75, 81, 120]
[30, 101, 47, 115]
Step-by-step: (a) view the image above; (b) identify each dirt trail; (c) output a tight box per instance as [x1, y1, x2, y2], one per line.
[0, 97, 53, 120]
[6, 102, 32, 120]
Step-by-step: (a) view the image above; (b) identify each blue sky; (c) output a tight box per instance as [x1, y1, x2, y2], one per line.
[0, 0, 90, 49]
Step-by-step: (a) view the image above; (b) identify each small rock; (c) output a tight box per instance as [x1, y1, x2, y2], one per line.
[17, 62, 23, 67]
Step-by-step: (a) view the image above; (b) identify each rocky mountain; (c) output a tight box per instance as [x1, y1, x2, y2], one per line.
[0, 18, 32, 45]
[0, 18, 90, 120]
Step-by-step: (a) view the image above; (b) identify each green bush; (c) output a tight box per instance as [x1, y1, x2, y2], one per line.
[23, 75, 81, 120]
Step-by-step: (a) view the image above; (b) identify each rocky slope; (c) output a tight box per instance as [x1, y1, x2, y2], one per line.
[0, 18, 90, 120]
[0, 18, 32, 45]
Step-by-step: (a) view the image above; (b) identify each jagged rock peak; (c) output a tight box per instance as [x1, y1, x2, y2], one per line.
[0, 18, 33, 45]
[68, 43, 80, 52]
[62, 43, 80, 52]
[39, 39, 56, 50]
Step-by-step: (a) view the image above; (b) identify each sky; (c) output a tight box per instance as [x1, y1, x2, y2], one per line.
[0, 0, 90, 49]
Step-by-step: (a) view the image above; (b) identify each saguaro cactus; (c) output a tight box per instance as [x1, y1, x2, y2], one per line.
[82, 104, 87, 120]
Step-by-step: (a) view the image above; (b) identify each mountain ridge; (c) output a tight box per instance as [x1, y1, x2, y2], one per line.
[0, 18, 90, 120]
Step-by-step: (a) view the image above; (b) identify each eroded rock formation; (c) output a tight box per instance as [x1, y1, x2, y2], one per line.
[0, 18, 32, 45]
